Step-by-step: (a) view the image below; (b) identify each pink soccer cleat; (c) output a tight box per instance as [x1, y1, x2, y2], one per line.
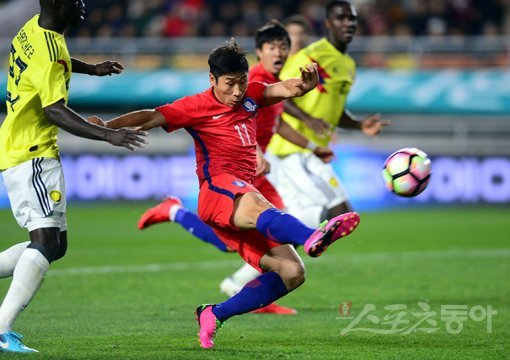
[304, 212, 360, 257]
[137, 196, 183, 230]
[195, 304, 223, 349]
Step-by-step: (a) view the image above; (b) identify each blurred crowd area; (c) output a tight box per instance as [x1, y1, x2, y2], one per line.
[64, 0, 508, 38]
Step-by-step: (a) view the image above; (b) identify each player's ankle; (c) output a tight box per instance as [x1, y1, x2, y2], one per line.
[169, 203, 182, 222]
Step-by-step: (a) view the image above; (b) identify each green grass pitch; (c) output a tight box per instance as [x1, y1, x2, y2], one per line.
[0, 203, 508, 359]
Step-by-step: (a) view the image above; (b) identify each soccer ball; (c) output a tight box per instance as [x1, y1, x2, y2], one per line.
[382, 147, 431, 197]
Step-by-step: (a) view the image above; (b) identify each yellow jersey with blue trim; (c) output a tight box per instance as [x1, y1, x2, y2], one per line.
[268, 38, 356, 156]
[0, 15, 71, 170]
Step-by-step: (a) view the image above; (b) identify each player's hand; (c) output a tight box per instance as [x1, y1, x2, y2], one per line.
[93, 61, 124, 76]
[255, 147, 271, 176]
[314, 146, 335, 163]
[361, 114, 391, 137]
[106, 127, 148, 151]
[87, 116, 105, 127]
[298, 63, 319, 93]
[303, 115, 331, 137]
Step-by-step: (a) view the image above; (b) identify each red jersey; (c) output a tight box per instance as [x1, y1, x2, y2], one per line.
[156, 82, 268, 185]
[249, 63, 284, 153]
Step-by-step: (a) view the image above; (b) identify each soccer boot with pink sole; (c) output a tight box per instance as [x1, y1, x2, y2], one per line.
[137, 196, 183, 230]
[304, 212, 360, 257]
[195, 304, 223, 349]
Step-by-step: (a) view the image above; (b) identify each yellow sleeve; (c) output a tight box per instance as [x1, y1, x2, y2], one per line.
[33, 57, 68, 108]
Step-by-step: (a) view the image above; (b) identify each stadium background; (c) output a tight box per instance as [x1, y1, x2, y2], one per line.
[2, 0, 510, 211]
[0, 1, 508, 358]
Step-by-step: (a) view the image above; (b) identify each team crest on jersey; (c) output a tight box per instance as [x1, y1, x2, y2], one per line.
[50, 190, 62, 203]
[242, 98, 257, 112]
[232, 180, 246, 188]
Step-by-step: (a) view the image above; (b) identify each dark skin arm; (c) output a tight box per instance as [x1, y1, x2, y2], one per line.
[283, 99, 331, 136]
[44, 100, 147, 150]
[71, 58, 124, 76]
[339, 110, 391, 136]
[277, 118, 334, 163]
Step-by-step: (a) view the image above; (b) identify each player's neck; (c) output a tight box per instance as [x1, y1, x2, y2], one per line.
[38, 12, 66, 34]
[328, 37, 348, 54]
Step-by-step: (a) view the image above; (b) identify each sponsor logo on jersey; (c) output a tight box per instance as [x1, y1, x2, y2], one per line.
[232, 180, 246, 188]
[242, 98, 257, 112]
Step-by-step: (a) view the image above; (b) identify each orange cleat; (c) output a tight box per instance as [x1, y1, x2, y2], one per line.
[137, 196, 182, 230]
[251, 303, 298, 315]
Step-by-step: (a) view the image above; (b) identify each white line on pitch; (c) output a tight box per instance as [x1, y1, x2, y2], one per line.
[47, 248, 510, 277]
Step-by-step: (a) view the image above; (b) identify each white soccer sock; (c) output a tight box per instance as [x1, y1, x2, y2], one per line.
[287, 205, 323, 228]
[220, 263, 261, 297]
[0, 248, 49, 334]
[0, 241, 30, 278]
[169, 204, 182, 222]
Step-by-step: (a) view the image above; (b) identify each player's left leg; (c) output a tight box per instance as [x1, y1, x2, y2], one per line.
[196, 244, 303, 348]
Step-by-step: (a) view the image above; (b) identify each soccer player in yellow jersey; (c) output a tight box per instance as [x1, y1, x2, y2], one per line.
[267, 0, 390, 228]
[0, 0, 146, 353]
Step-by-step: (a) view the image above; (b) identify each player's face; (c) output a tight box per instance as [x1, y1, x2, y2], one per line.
[210, 73, 248, 107]
[60, 0, 86, 27]
[325, 4, 357, 45]
[286, 24, 310, 53]
[255, 40, 289, 76]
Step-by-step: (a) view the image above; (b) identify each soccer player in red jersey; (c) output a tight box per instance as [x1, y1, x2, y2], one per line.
[94, 38, 360, 349]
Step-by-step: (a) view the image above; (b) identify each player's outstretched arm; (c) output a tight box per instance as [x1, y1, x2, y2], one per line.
[264, 63, 318, 105]
[71, 58, 124, 76]
[44, 100, 147, 151]
[102, 109, 167, 131]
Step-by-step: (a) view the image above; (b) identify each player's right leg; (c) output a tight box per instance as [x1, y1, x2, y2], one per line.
[233, 191, 360, 257]
[138, 196, 229, 252]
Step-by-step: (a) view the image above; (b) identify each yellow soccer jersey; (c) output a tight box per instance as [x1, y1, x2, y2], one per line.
[0, 15, 71, 170]
[268, 38, 356, 156]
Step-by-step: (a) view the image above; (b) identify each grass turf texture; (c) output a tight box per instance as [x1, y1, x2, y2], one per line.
[0, 203, 508, 359]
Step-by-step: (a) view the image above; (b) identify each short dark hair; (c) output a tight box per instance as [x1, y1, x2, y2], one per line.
[283, 15, 313, 36]
[255, 20, 290, 50]
[208, 38, 249, 79]
[326, 0, 352, 17]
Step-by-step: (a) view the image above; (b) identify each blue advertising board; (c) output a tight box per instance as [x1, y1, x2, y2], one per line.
[2, 146, 509, 211]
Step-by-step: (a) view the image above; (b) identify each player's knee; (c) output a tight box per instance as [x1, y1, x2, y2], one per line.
[53, 238, 68, 262]
[280, 262, 306, 291]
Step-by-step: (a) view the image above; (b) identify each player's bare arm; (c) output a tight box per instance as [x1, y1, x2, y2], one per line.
[277, 119, 334, 163]
[71, 58, 124, 76]
[264, 63, 319, 105]
[103, 109, 167, 131]
[283, 99, 331, 136]
[339, 110, 391, 137]
[44, 100, 147, 151]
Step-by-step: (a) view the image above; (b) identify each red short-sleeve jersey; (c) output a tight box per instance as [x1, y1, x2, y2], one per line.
[156, 81, 268, 184]
[248, 63, 284, 153]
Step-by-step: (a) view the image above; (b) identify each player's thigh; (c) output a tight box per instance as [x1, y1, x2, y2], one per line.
[2, 157, 67, 232]
[253, 175, 285, 210]
[268, 152, 347, 210]
[259, 244, 305, 290]
[232, 191, 274, 229]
